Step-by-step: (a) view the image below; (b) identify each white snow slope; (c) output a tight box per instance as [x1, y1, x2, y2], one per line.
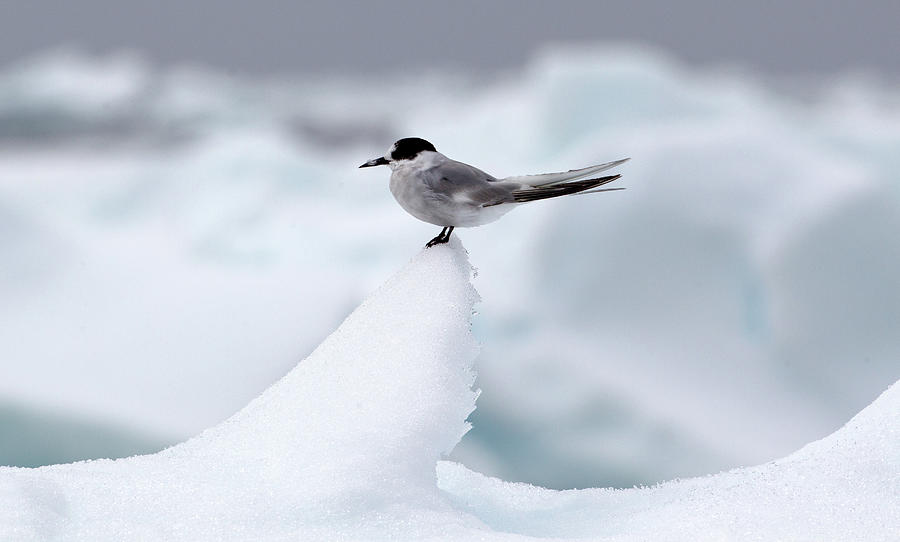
[1, 241, 897, 541]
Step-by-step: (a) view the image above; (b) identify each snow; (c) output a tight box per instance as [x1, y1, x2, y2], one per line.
[2, 45, 900, 490]
[0, 241, 482, 541]
[439, 380, 900, 540]
[1, 240, 897, 541]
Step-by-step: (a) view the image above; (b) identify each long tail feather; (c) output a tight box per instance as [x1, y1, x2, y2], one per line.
[501, 158, 629, 186]
[510, 174, 622, 203]
[568, 186, 626, 197]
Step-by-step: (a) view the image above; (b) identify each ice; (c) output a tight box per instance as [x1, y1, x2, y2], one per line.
[439, 381, 900, 541]
[1, 240, 896, 541]
[0, 401, 163, 468]
[1, 46, 899, 488]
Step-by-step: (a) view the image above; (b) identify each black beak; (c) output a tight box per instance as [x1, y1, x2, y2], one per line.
[359, 156, 389, 168]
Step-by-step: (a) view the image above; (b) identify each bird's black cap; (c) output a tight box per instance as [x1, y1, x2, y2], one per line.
[389, 138, 437, 161]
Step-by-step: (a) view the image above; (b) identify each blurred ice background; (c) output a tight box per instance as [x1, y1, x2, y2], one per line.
[1, 2, 898, 489]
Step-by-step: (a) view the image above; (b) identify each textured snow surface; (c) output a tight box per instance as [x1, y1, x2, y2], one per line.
[439, 381, 900, 541]
[1, 241, 897, 541]
[0, 241, 483, 541]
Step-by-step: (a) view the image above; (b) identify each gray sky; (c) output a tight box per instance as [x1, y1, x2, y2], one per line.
[1, 1, 898, 77]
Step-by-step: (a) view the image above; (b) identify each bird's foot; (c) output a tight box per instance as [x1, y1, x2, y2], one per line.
[425, 234, 449, 248]
[425, 226, 454, 248]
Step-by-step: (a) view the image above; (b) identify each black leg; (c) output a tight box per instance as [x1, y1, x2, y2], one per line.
[425, 226, 454, 248]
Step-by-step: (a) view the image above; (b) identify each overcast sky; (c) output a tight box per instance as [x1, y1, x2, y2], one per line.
[1, 1, 898, 77]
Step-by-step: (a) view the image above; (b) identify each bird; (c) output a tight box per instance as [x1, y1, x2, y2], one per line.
[360, 137, 628, 248]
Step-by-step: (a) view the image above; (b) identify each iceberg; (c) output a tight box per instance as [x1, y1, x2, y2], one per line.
[1, 241, 896, 541]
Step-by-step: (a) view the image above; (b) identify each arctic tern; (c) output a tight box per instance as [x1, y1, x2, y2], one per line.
[360, 137, 628, 247]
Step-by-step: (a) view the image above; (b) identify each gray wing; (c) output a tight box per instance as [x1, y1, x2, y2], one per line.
[421, 159, 517, 207]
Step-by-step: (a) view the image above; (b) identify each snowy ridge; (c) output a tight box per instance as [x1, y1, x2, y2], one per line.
[1, 239, 898, 541]
[0, 241, 484, 541]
